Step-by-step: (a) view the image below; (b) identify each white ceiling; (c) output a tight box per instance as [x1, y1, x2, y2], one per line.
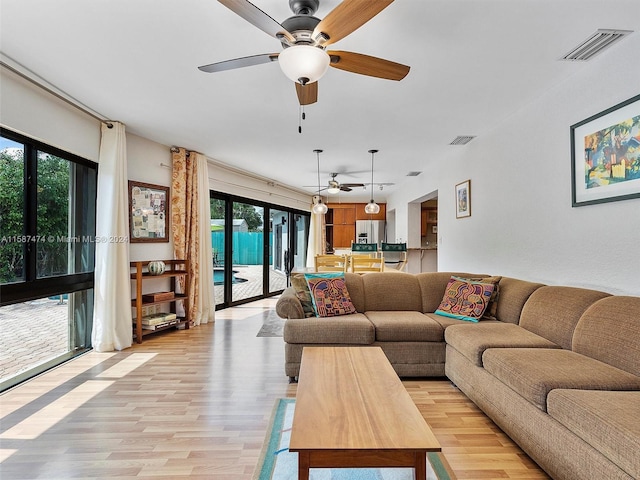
[1, 0, 637, 202]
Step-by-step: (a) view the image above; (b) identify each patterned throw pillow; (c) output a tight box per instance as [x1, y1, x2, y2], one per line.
[304, 273, 357, 318]
[459, 275, 502, 320]
[290, 274, 315, 318]
[435, 276, 496, 322]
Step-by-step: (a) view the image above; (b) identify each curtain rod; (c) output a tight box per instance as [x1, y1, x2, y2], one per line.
[1, 57, 116, 128]
[159, 162, 311, 207]
[164, 152, 312, 198]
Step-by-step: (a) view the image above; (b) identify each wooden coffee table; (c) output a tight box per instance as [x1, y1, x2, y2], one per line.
[289, 346, 441, 480]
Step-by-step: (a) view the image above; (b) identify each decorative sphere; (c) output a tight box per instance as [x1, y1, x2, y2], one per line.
[148, 261, 166, 275]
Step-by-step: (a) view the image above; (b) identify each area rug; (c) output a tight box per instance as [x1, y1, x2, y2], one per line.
[256, 311, 285, 337]
[253, 398, 454, 480]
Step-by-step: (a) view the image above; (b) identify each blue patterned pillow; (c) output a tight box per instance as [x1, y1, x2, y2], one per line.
[435, 276, 496, 322]
[304, 273, 356, 318]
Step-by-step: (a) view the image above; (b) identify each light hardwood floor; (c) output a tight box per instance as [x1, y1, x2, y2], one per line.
[0, 298, 549, 479]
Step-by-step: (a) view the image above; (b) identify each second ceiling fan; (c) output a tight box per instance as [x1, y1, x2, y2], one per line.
[198, 0, 410, 105]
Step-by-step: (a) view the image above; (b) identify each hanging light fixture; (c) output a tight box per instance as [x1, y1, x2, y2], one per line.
[312, 149, 328, 215]
[364, 149, 380, 214]
[278, 45, 330, 85]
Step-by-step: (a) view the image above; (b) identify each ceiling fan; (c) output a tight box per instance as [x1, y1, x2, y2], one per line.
[198, 0, 410, 105]
[305, 172, 365, 193]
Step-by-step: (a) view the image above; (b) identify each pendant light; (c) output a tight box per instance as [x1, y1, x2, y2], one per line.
[364, 149, 380, 214]
[312, 149, 328, 215]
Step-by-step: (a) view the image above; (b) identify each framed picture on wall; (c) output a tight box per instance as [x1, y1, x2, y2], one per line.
[455, 180, 471, 218]
[128, 180, 170, 242]
[571, 94, 640, 207]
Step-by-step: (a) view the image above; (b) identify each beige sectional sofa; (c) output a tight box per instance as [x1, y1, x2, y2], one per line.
[275, 271, 640, 480]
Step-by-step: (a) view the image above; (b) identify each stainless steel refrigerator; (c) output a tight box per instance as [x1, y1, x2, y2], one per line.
[355, 220, 386, 248]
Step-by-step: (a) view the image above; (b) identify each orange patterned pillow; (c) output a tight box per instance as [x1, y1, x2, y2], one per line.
[435, 276, 496, 322]
[304, 273, 356, 318]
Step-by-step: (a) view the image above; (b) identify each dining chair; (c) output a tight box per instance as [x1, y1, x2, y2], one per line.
[380, 243, 408, 272]
[350, 255, 384, 273]
[314, 254, 347, 273]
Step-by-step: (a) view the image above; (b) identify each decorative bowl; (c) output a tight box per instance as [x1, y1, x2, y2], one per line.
[147, 261, 166, 275]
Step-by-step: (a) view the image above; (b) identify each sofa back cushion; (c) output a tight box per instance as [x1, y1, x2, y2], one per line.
[344, 273, 365, 312]
[494, 277, 545, 324]
[360, 272, 423, 311]
[573, 296, 640, 377]
[519, 286, 610, 350]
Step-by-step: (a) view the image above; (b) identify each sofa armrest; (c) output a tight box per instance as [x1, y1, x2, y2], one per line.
[276, 287, 305, 319]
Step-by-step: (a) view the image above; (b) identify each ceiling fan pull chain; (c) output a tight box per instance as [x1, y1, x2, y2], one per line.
[298, 105, 306, 134]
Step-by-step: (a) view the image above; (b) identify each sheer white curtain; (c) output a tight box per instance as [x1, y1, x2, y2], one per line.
[193, 152, 215, 325]
[306, 210, 325, 268]
[92, 122, 132, 351]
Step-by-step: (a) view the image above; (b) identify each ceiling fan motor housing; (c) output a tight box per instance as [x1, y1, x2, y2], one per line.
[280, 15, 322, 46]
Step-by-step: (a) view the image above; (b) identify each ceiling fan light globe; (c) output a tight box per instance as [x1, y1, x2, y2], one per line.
[279, 45, 330, 84]
[312, 201, 328, 215]
[327, 186, 340, 194]
[364, 200, 380, 215]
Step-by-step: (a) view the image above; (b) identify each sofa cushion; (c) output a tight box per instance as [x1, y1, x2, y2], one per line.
[435, 276, 496, 322]
[290, 274, 315, 317]
[493, 277, 545, 324]
[283, 314, 374, 344]
[519, 286, 610, 349]
[573, 296, 640, 377]
[361, 272, 423, 312]
[482, 348, 640, 411]
[445, 323, 559, 366]
[425, 312, 499, 330]
[547, 389, 640, 479]
[344, 273, 365, 312]
[304, 273, 357, 317]
[365, 311, 444, 342]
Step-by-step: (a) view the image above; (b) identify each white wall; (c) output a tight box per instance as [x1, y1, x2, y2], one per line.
[388, 34, 640, 295]
[0, 67, 100, 161]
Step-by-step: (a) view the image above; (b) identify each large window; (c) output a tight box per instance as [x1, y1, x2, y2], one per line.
[0, 128, 97, 391]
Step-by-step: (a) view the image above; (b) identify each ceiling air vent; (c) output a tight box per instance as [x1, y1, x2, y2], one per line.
[449, 136, 476, 145]
[406, 171, 422, 177]
[560, 29, 633, 61]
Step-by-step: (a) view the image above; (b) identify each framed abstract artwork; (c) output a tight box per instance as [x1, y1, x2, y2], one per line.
[455, 180, 471, 219]
[571, 94, 640, 207]
[128, 181, 169, 242]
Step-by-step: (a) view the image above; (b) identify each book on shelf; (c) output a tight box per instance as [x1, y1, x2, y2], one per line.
[137, 312, 178, 326]
[141, 319, 178, 330]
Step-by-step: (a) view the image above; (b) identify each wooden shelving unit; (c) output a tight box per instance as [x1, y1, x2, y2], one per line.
[130, 259, 190, 343]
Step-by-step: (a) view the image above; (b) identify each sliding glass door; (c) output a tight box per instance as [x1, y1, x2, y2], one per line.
[231, 201, 264, 303]
[1, 128, 96, 391]
[210, 192, 309, 309]
[269, 210, 289, 294]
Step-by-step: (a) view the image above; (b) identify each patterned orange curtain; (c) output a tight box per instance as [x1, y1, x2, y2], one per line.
[171, 148, 199, 323]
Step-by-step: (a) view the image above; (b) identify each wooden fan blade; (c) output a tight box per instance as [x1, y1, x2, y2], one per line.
[198, 53, 279, 73]
[328, 50, 409, 80]
[295, 82, 318, 105]
[218, 0, 295, 43]
[312, 0, 393, 46]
